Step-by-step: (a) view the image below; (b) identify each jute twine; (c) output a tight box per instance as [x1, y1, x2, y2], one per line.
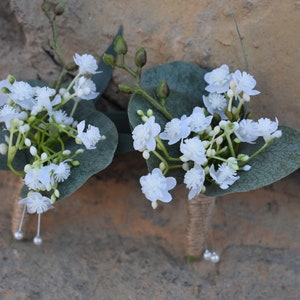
[1, 171, 30, 235]
[186, 194, 216, 257]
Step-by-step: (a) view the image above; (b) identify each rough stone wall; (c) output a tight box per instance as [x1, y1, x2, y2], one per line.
[1, 0, 299, 129]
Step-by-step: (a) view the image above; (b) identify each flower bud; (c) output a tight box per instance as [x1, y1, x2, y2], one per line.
[151, 200, 158, 209]
[61, 150, 70, 157]
[1, 86, 10, 94]
[182, 162, 189, 171]
[242, 165, 251, 171]
[118, 83, 134, 94]
[65, 61, 78, 72]
[24, 138, 31, 147]
[54, 189, 60, 198]
[41, 152, 48, 160]
[216, 136, 223, 145]
[7, 74, 15, 85]
[156, 80, 170, 100]
[75, 149, 84, 154]
[71, 160, 80, 167]
[137, 110, 144, 116]
[114, 36, 128, 55]
[54, 0, 66, 16]
[142, 150, 150, 160]
[227, 89, 234, 98]
[30, 146, 37, 156]
[0, 143, 8, 155]
[146, 109, 153, 117]
[134, 47, 147, 67]
[103, 54, 117, 67]
[159, 162, 166, 171]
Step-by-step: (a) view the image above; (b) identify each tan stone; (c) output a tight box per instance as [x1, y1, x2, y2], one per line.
[1, 0, 298, 129]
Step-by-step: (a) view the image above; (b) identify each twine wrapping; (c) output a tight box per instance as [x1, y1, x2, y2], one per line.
[7, 173, 26, 235]
[186, 194, 216, 257]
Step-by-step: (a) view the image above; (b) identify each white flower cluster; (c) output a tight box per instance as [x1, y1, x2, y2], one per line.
[132, 65, 282, 208]
[0, 54, 104, 226]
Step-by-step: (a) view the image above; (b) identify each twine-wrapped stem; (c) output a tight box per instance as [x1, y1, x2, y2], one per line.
[10, 173, 27, 235]
[186, 194, 216, 258]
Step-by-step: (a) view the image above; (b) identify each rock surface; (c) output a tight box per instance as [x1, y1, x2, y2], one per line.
[0, 153, 300, 299]
[1, 0, 300, 128]
[0, 1, 300, 299]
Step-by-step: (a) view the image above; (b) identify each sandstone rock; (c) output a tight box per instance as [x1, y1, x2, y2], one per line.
[0, 0, 298, 128]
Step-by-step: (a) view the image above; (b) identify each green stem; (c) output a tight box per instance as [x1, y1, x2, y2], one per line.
[225, 132, 236, 157]
[242, 140, 272, 165]
[136, 88, 173, 120]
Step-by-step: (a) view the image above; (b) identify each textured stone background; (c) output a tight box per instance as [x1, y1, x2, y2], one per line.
[1, 0, 300, 128]
[0, 1, 300, 299]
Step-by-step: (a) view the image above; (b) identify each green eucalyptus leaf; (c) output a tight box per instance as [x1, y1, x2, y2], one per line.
[53, 101, 118, 200]
[104, 110, 133, 154]
[141, 61, 208, 98]
[205, 126, 300, 196]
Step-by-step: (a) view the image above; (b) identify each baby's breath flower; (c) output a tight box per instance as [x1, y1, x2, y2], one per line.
[76, 120, 101, 149]
[256, 117, 281, 142]
[140, 168, 176, 209]
[53, 162, 71, 182]
[132, 116, 161, 152]
[187, 107, 213, 134]
[73, 53, 99, 75]
[209, 161, 240, 189]
[19, 192, 54, 214]
[9, 80, 35, 110]
[180, 137, 207, 166]
[203, 93, 228, 119]
[73, 77, 99, 100]
[184, 166, 205, 200]
[159, 115, 190, 145]
[50, 110, 73, 126]
[231, 70, 260, 96]
[204, 64, 231, 93]
[234, 119, 260, 144]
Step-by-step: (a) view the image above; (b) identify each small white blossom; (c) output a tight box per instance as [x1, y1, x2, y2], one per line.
[187, 107, 213, 133]
[180, 137, 207, 165]
[209, 162, 240, 189]
[0, 105, 27, 129]
[204, 64, 231, 93]
[73, 77, 99, 100]
[140, 168, 176, 209]
[184, 166, 205, 200]
[77, 120, 101, 149]
[203, 93, 228, 119]
[234, 119, 260, 144]
[159, 115, 190, 145]
[256, 117, 281, 142]
[9, 81, 35, 110]
[73, 53, 99, 75]
[231, 70, 260, 96]
[24, 165, 55, 191]
[32, 86, 61, 115]
[132, 116, 161, 152]
[50, 109, 74, 126]
[53, 162, 71, 182]
[19, 192, 54, 214]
